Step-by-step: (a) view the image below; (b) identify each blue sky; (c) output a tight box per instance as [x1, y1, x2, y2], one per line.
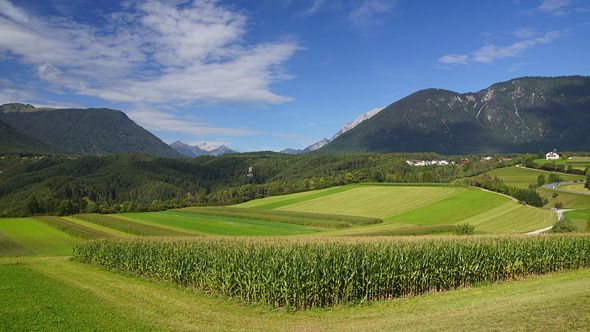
[1, 0, 589, 152]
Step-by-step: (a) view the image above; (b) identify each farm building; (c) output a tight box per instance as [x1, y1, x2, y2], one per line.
[545, 151, 560, 160]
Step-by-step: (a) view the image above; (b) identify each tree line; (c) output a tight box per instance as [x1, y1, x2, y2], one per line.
[0, 152, 521, 217]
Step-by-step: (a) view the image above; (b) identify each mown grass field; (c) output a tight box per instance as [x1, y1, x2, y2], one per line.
[556, 182, 590, 194]
[246, 185, 466, 219]
[0, 218, 80, 256]
[534, 157, 590, 170]
[237, 184, 555, 234]
[486, 166, 585, 188]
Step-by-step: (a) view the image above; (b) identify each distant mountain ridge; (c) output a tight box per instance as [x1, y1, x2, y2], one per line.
[316, 76, 590, 154]
[170, 141, 239, 157]
[0, 104, 182, 157]
[282, 107, 385, 154]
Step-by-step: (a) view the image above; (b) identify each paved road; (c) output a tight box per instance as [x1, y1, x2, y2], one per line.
[542, 180, 589, 195]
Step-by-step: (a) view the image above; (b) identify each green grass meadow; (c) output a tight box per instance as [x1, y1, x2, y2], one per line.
[0, 218, 80, 256]
[486, 166, 585, 189]
[237, 184, 555, 234]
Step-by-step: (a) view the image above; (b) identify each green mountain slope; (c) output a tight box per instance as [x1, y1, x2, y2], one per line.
[0, 119, 61, 154]
[0, 104, 182, 157]
[318, 76, 590, 154]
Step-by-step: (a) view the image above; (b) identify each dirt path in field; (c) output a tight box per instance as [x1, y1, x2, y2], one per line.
[525, 209, 574, 235]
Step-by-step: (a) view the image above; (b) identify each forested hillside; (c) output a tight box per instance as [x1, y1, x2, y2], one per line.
[0, 104, 182, 158]
[0, 119, 61, 154]
[0, 152, 519, 217]
[318, 76, 590, 154]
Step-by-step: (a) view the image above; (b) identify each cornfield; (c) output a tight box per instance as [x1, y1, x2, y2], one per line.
[72, 235, 590, 309]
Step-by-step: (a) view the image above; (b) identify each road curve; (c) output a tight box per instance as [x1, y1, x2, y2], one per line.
[542, 180, 589, 195]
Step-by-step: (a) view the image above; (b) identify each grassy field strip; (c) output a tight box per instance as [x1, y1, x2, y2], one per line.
[73, 214, 194, 237]
[35, 216, 115, 240]
[3, 256, 587, 330]
[314, 222, 418, 236]
[556, 182, 590, 194]
[240, 185, 358, 209]
[113, 213, 203, 235]
[487, 166, 585, 189]
[384, 189, 507, 224]
[17, 257, 282, 331]
[0, 230, 34, 257]
[0, 218, 80, 256]
[62, 216, 138, 238]
[458, 202, 555, 233]
[275, 186, 466, 219]
[120, 211, 320, 236]
[0, 259, 156, 331]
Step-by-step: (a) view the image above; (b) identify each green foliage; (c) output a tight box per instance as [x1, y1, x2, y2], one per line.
[0, 119, 60, 154]
[73, 235, 590, 310]
[0, 105, 181, 157]
[551, 217, 578, 233]
[547, 173, 563, 183]
[57, 199, 74, 216]
[454, 223, 475, 235]
[537, 174, 546, 187]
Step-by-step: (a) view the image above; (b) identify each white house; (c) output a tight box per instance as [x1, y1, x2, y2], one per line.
[545, 151, 560, 160]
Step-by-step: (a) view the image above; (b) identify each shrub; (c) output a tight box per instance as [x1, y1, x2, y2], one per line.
[551, 217, 577, 233]
[454, 223, 475, 235]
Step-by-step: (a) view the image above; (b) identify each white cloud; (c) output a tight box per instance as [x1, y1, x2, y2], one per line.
[472, 30, 563, 63]
[126, 106, 301, 140]
[0, 0, 28, 23]
[349, 0, 397, 27]
[538, 0, 572, 15]
[438, 29, 566, 66]
[438, 54, 469, 65]
[0, 0, 300, 107]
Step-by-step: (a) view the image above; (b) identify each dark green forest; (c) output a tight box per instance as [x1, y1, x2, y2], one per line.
[0, 152, 522, 217]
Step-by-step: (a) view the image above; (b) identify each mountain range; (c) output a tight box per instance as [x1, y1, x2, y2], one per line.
[0, 104, 181, 157]
[316, 76, 590, 154]
[2, 76, 589, 157]
[169, 141, 239, 157]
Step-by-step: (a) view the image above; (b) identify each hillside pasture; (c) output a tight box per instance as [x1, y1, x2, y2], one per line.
[270, 185, 466, 219]
[486, 166, 585, 189]
[386, 189, 555, 233]
[0, 218, 80, 256]
[240, 184, 554, 234]
[534, 157, 590, 170]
